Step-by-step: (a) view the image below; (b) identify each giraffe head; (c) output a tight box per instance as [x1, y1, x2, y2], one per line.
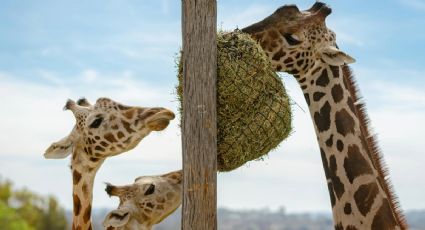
[103, 170, 182, 229]
[242, 2, 355, 75]
[44, 97, 175, 160]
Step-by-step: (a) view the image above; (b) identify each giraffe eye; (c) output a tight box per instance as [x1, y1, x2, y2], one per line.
[89, 117, 103, 128]
[144, 184, 155, 196]
[283, 33, 302, 46]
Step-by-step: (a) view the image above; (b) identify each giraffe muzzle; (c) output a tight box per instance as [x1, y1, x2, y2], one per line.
[144, 108, 175, 131]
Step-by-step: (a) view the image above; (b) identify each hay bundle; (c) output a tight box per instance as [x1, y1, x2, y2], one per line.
[177, 30, 292, 172]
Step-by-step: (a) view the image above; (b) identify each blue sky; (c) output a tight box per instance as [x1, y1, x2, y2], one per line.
[0, 0, 425, 214]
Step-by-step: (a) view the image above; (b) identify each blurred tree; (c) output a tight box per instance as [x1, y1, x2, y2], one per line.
[0, 178, 13, 203]
[0, 176, 68, 230]
[13, 188, 44, 229]
[39, 196, 67, 230]
[0, 201, 34, 230]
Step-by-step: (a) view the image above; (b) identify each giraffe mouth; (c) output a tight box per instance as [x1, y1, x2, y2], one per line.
[145, 109, 175, 131]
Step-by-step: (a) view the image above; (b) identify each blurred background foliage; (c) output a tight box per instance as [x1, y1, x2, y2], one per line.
[0, 176, 67, 230]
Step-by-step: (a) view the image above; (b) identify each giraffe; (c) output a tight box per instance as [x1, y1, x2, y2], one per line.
[103, 170, 182, 230]
[44, 97, 175, 230]
[242, 2, 407, 230]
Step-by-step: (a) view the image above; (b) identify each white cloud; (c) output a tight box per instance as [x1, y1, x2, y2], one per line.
[369, 107, 425, 210]
[355, 66, 425, 109]
[0, 70, 176, 156]
[218, 4, 274, 30]
[161, 0, 171, 15]
[36, 69, 67, 85]
[328, 17, 376, 48]
[371, 83, 425, 109]
[40, 46, 63, 57]
[399, 0, 425, 11]
[80, 69, 98, 83]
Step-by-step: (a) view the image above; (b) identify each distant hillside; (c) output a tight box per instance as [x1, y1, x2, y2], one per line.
[66, 208, 425, 230]
[156, 208, 334, 230]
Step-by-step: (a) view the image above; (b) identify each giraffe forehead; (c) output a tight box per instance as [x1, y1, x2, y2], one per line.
[135, 176, 163, 184]
[78, 108, 129, 130]
[94, 97, 140, 112]
[304, 25, 335, 45]
[134, 179, 175, 196]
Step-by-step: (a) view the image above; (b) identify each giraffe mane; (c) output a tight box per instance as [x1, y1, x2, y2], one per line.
[342, 65, 408, 229]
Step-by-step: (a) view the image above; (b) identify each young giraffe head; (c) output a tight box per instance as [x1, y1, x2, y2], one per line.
[103, 170, 182, 230]
[242, 2, 355, 77]
[44, 97, 175, 160]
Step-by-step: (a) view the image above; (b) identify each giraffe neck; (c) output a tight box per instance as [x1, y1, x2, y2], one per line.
[71, 148, 104, 230]
[299, 63, 404, 229]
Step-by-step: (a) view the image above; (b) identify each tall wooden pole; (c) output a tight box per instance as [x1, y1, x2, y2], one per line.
[181, 0, 217, 229]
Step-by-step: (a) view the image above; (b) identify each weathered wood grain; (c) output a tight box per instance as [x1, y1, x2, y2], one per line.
[181, 0, 217, 229]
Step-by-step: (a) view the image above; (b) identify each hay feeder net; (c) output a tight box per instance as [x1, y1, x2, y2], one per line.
[178, 30, 292, 172]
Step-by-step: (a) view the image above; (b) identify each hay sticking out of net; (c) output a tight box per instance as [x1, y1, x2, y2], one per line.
[177, 30, 292, 172]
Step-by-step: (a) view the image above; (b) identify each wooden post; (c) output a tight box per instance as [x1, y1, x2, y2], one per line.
[181, 0, 217, 229]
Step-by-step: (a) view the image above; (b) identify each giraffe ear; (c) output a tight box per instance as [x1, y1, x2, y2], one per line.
[44, 128, 76, 159]
[320, 46, 356, 66]
[103, 208, 131, 228]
